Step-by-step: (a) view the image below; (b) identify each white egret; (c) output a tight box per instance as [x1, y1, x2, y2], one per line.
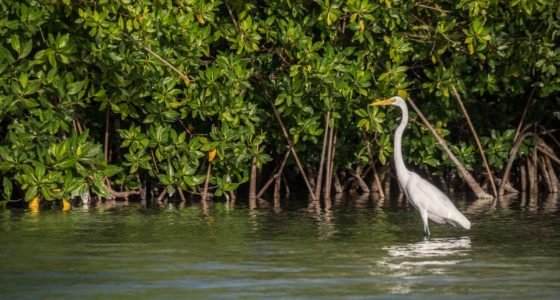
[371, 96, 471, 238]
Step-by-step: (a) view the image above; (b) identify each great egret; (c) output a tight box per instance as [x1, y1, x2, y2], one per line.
[371, 96, 471, 238]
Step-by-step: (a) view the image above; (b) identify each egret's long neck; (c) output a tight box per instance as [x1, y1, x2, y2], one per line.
[394, 103, 410, 186]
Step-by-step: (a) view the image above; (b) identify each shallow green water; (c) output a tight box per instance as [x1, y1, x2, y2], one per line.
[1, 193, 559, 299]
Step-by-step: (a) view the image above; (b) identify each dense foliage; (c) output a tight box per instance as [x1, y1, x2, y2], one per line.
[1, 0, 559, 206]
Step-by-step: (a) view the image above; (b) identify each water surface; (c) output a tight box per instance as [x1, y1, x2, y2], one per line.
[1, 193, 559, 299]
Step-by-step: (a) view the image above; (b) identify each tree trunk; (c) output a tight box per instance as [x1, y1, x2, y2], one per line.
[495, 176, 519, 194]
[273, 175, 281, 206]
[334, 172, 343, 193]
[362, 131, 385, 198]
[157, 189, 166, 206]
[374, 165, 384, 197]
[177, 187, 186, 203]
[538, 146, 560, 165]
[409, 99, 493, 199]
[370, 168, 379, 192]
[499, 131, 535, 195]
[249, 156, 257, 208]
[545, 157, 559, 193]
[323, 120, 335, 200]
[532, 146, 539, 195]
[378, 166, 387, 184]
[104, 106, 110, 162]
[520, 160, 527, 192]
[353, 165, 370, 193]
[307, 166, 316, 190]
[528, 151, 537, 195]
[201, 163, 211, 203]
[282, 174, 290, 199]
[228, 190, 236, 205]
[538, 156, 552, 193]
[328, 130, 338, 194]
[513, 88, 536, 141]
[383, 176, 391, 200]
[315, 111, 330, 200]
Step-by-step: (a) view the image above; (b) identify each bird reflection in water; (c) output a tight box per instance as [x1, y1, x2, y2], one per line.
[372, 237, 471, 293]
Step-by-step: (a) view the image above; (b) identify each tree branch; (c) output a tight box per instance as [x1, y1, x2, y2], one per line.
[124, 33, 191, 85]
[450, 86, 497, 198]
[409, 99, 493, 199]
[255, 76, 317, 201]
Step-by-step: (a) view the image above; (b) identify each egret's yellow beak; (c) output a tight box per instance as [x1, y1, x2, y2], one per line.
[369, 98, 395, 106]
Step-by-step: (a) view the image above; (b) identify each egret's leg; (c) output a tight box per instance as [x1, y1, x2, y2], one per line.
[421, 209, 430, 239]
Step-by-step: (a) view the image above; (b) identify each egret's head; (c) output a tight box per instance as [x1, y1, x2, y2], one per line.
[369, 96, 405, 107]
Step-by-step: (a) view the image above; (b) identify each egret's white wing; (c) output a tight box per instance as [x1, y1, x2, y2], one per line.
[427, 213, 446, 224]
[406, 172, 471, 229]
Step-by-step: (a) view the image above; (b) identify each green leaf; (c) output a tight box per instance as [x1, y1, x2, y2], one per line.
[19, 73, 28, 89]
[47, 50, 57, 68]
[40, 186, 55, 201]
[2, 178, 13, 200]
[18, 40, 32, 60]
[357, 118, 368, 129]
[158, 174, 172, 185]
[0, 147, 12, 162]
[54, 157, 77, 169]
[378, 151, 386, 165]
[67, 81, 85, 95]
[26, 80, 41, 95]
[0, 162, 14, 172]
[9, 35, 20, 53]
[91, 174, 110, 198]
[109, 52, 123, 61]
[104, 165, 122, 177]
[164, 110, 180, 120]
[35, 163, 46, 179]
[25, 186, 38, 202]
[354, 108, 368, 118]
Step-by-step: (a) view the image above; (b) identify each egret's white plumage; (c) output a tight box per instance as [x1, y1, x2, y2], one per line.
[371, 96, 471, 238]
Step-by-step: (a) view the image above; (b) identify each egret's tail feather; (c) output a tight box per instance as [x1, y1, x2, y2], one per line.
[453, 212, 471, 230]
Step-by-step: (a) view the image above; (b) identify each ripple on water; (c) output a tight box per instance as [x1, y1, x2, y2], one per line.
[0, 193, 559, 299]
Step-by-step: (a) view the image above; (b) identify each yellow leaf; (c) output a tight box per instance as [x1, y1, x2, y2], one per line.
[208, 149, 217, 162]
[197, 15, 205, 25]
[28, 196, 40, 210]
[397, 89, 409, 99]
[359, 20, 365, 32]
[62, 199, 71, 211]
